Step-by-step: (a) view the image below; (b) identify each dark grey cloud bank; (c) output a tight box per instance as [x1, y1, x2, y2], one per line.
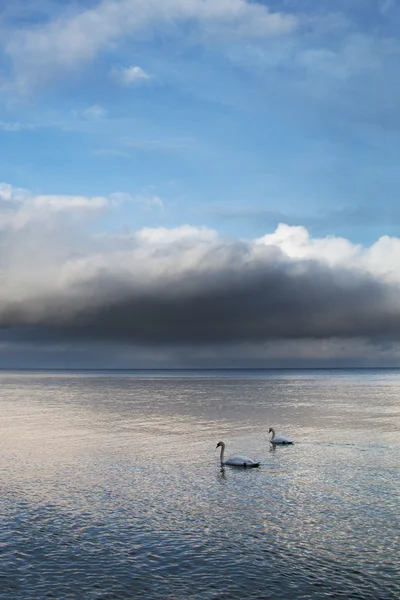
[1, 240, 400, 348]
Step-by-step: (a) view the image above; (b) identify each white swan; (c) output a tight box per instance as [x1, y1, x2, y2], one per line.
[269, 427, 293, 445]
[216, 441, 260, 468]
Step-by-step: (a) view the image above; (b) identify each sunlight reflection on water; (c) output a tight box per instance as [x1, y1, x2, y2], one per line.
[0, 370, 399, 599]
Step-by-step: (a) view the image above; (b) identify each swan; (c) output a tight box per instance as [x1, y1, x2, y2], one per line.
[269, 427, 293, 445]
[216, 441, 260, 468]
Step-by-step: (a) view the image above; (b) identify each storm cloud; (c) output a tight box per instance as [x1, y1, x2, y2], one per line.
[3, 245, 400, 345]
[1, 184, 400, 352]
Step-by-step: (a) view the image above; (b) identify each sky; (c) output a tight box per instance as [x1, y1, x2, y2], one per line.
[1, 0, 400, 368]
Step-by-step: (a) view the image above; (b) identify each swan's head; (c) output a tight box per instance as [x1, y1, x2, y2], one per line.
[268, 428, 273, 433]
[216, 441, 225, 449]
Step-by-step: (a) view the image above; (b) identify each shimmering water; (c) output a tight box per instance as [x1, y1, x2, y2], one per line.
[0, 369, 399, 599]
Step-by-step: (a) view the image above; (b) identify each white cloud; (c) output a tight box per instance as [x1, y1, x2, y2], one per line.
[0, 183, 167, 232]
[3, 181, 400, 287]
[111, 65, 151, 86]
[0, 182, 110, 230]
[83, 104, 107, 119]
[0, 182, 25, 203]
[3, 0, 297, 89]
[137, 225, 216, 245]
[256, 224, 361, 267]
[256, 222, 400, 283]
[32, 194, 108, 212]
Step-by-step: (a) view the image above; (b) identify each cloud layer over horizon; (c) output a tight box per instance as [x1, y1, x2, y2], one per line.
[2, 181, 400, 366]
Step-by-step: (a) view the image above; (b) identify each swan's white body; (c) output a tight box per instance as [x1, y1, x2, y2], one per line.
[216, 441, 260, 468]
[269, 428, 293, 445]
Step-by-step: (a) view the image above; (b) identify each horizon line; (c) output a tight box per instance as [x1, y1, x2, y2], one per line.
[1, 366, 400, 372]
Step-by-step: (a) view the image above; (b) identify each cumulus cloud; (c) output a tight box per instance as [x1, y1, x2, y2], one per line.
[111, 65, 151, 86]
[3, 0, 297, 89]
[2, 183, 400, 363]
[0, 182, 110, 229]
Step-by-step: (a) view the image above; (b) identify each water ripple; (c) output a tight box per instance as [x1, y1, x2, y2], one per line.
[0, 371, 399, 599]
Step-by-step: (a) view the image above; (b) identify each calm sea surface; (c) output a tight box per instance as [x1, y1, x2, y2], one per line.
[0, 369, 399, 599]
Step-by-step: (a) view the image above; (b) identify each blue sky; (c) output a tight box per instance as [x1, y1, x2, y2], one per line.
[1, 0, 400, 367]
[2, 0, 400, 242]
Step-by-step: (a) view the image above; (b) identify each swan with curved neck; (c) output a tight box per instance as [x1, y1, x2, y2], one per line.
[216, 441, 260, 468]
[269, 427, 293, 445]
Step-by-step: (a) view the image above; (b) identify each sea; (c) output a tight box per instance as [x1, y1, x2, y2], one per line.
[0, 368, 399, 599]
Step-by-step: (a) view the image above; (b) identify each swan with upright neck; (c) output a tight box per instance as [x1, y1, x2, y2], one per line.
[216, 441, 260, 468]
[269, 428, 293, 445]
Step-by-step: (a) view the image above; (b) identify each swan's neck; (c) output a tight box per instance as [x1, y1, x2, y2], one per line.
[219, 444, 225, 465]
[270, 428, 275, 439]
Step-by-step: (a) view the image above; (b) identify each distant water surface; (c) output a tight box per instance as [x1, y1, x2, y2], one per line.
[0, 369, 399, 599]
